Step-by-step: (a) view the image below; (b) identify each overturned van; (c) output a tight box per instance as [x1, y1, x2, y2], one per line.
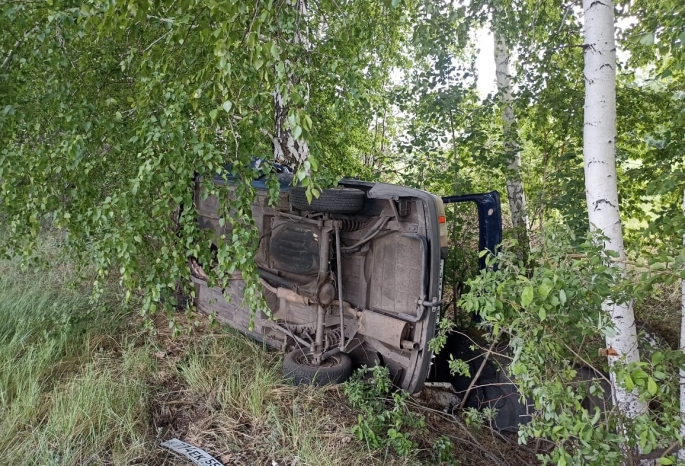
[191, 162, 502, 395]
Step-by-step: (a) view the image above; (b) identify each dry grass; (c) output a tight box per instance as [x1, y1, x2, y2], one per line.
[0, 232, 541, 466]
[142, 313, 537, 466]
[634, 282, 682, 349]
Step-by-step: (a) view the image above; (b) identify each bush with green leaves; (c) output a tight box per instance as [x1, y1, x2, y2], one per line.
[459, 225, 685, 465]
[343, 365, 427, 457]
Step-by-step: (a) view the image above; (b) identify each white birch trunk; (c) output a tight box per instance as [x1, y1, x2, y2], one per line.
[582, 0, 648, 419]
[494, 33, 529, 232]
[273, 0, 310, 168]
[678, 191, 685, 462]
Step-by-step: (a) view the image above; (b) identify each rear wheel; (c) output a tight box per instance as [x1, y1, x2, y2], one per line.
[283, 349, 353, 386]
[290, 187, 365, 214]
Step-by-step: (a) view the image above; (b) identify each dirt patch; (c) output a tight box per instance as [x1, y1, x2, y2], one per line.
[137, 312, 539, 466]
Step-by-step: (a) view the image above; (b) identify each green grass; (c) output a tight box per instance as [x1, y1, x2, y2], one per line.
[0, 232, 550, 465]
[0, 264, 152, 465]
[0, 235, 438, 466]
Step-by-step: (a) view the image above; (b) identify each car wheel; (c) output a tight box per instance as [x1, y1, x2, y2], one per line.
[479, 365, 533, 431]
[283, 349, 353, 386]
[290, 187, 365, 214]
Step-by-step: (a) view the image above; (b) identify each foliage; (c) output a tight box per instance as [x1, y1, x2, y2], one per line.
[0, 248, 150, 464]
[0, 236, 409, 465]
[343, 365, 427, 457]
[432, 435, 458, 465]
[460, 226, 685, 464]
[463, 407, 499, 428]
[0, 0, 413, 318]
[2, 0, 685, 462]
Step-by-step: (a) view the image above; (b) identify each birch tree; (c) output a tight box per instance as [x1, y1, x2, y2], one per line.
[0, 1, 405, 316]
[680, 190, 685, 463]
[582, 0, 648, 419]
[272, 0, 310, 172]
[493, 27, 530, 247]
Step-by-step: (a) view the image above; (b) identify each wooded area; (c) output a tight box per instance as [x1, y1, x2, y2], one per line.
[1, 0, 684, 464]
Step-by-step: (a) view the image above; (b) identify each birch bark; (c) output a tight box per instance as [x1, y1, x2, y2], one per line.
[582, 0, 647, 419]
[678, 191, 685, 462]
[273, 0, 310, 168]
[494, 33, 530, 235]
[493, 32, 530, 256]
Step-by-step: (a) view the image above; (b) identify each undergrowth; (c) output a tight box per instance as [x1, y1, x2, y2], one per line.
[4, 232, 475, 465]
[344, 366, 428, 457]
[0, 262, 150, 464]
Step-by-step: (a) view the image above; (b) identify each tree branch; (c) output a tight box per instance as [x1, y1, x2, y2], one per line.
[2, 23, 38, 70]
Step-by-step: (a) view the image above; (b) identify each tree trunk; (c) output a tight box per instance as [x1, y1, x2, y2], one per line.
[679, 190, 685, 462]
[582, 0, 647, 420]
[494, 31, 530, 246]
[273, 0, 310, 168]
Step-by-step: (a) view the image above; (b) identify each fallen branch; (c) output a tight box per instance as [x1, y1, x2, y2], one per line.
[408, 401, 511, 466]
[459, 332, 501, 410]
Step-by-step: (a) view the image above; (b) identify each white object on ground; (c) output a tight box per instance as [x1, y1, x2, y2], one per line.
[161, 438, 224, 466]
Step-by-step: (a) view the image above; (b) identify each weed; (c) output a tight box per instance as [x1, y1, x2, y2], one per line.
[0, 234, 538, 465]
[463, 407, 499, 428]
[433, 435, 458, 465]
[0, 264, 150, 464]
[343, 366, 426, 457]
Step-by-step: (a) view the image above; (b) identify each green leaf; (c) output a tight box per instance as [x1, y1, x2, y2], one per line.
[537, 278, 553, 299]
[657, 457, 675, 465]
[538, 307, 547, 321]
[521, 286, 534, 307]
[624, 375, 635, 391]
[559, 289, 566, 305]
[222, 100, 232, 112]
[651, 352, 663, 366]
[647, 377, 657, 396]
[639, 32, 655, 46]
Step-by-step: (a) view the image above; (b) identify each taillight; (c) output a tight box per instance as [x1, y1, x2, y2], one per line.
[434, 196, 448, 249]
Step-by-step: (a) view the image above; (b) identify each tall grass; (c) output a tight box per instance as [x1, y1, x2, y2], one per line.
[0, 258, 151, 465]
[0, 235, 445, 465]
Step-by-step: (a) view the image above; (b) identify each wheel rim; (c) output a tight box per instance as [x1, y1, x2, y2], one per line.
[294, 351, 342, 368]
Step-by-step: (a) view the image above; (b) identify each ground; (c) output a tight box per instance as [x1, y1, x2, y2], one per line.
[0, 234, 543, 466]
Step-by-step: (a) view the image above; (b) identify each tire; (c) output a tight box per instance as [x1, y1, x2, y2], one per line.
[290, 187, 365, 214]
[480, 365, 533, 432]
[283, 349, 353, 386]
[577, 366, 612, 415]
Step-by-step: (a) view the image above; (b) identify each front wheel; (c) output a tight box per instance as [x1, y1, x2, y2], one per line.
[283, 349, 353, 386]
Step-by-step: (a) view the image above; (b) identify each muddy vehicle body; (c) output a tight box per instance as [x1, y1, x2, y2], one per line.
[192, 163, 502, 395]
